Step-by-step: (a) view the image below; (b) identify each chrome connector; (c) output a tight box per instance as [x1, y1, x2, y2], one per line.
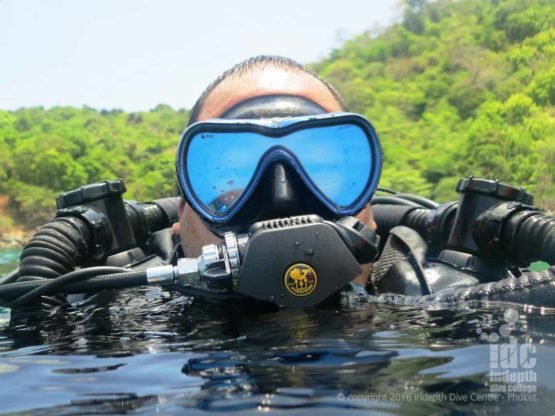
[146, 265, 176, 285]
[175, 257, 200, 285]
[198, 244, 220, 274]
[147, 234, 241, 288]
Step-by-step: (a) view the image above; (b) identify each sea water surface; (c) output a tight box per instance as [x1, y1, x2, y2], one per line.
[1, 249, 555, 415]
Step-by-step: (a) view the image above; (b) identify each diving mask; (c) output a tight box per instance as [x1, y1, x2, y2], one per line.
[176, 112, 383, 228]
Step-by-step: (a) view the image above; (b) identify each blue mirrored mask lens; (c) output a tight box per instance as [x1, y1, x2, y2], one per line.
[178, 113, 382, 222]
[186, 132, 269, 215]
[287, 124, 371, 207]
[184, 124, 375, 218]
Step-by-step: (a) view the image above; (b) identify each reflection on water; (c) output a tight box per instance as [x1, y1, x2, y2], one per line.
[1, 247, 555, 415]
[0, 284, 555, 415]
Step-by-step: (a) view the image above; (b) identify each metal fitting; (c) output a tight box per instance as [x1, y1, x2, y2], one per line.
[175, 258, 200, 285]
[198, 244, 220, 274]
[146, 265, 176, 285]
[224, 232, 240, 279]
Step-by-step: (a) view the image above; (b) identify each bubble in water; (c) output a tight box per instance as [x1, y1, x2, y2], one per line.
[504, 308, 519, 324]
[488, 332, 499, 343]
[480, 333, 489, 341]
[499, 324, 512, 337]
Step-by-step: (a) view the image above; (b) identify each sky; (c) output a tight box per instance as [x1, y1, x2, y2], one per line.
[0, 0, 398, 112]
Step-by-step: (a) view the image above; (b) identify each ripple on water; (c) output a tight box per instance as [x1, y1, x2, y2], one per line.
[0, 288, 555, 414]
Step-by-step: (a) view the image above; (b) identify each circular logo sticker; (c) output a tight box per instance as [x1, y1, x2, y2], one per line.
[284, 263, 318, 297]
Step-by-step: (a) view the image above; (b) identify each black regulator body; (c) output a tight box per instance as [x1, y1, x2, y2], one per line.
[236, 215, 378, 307]
[56, 179, 179, 261]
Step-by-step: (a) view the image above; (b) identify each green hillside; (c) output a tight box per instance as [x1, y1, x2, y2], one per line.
[312, 0, 554, 206]
[0, 0, 553, 229]
[0, 106, 188, 227]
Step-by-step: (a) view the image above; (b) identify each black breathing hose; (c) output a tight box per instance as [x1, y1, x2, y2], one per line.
[0, 267, 148, 308]
[10, 196, 180, 285]
[0, 268, 21, 285]
[504, 210, 555, 265]
[125, 197, 180, 245]
[373, 203, 555, 266]
[7, 266, 129, 308]
[0, 194, 180, 308]
[372, 205, 421, 240]
[16, 216, 91, 282]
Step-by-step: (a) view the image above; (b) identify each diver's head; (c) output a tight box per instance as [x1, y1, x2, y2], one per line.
[173, 55, 376, 284]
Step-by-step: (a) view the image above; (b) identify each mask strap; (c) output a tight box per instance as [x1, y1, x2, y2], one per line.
[221, 95, 326, 119]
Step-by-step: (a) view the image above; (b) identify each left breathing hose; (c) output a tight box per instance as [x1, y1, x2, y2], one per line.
[0, 180, 181, 308]
[14, 216, 91, 283]
[0, 268, 148, 308]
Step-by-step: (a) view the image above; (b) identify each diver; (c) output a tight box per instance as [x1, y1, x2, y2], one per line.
[171, 55, 378, 288]
[167, 55, 555, 306]
[1, 55, 554, 309]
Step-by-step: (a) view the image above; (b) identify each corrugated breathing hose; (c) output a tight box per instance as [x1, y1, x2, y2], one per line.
[16, 216, 92, 282]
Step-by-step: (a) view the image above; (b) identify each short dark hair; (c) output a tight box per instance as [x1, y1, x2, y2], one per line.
[187, 55, 347, 125]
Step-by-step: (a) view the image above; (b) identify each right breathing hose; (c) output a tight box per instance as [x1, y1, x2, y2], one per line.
[504, 210, 555, 265]
[372, 204, 555, 266]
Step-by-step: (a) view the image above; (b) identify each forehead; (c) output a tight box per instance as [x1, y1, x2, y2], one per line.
[197, 67, 343, 121]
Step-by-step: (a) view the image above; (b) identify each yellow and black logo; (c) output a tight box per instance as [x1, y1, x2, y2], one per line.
[284, 263, 318, 297]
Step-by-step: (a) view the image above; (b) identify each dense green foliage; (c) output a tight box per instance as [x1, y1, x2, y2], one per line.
[0, 106, 188, 226]
[312, 0, 554, 208]
[0, 0, 553, 228]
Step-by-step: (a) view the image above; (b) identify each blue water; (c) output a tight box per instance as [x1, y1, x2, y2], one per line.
[1, 251, 555, 415]
[0, 249, 20, 275]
